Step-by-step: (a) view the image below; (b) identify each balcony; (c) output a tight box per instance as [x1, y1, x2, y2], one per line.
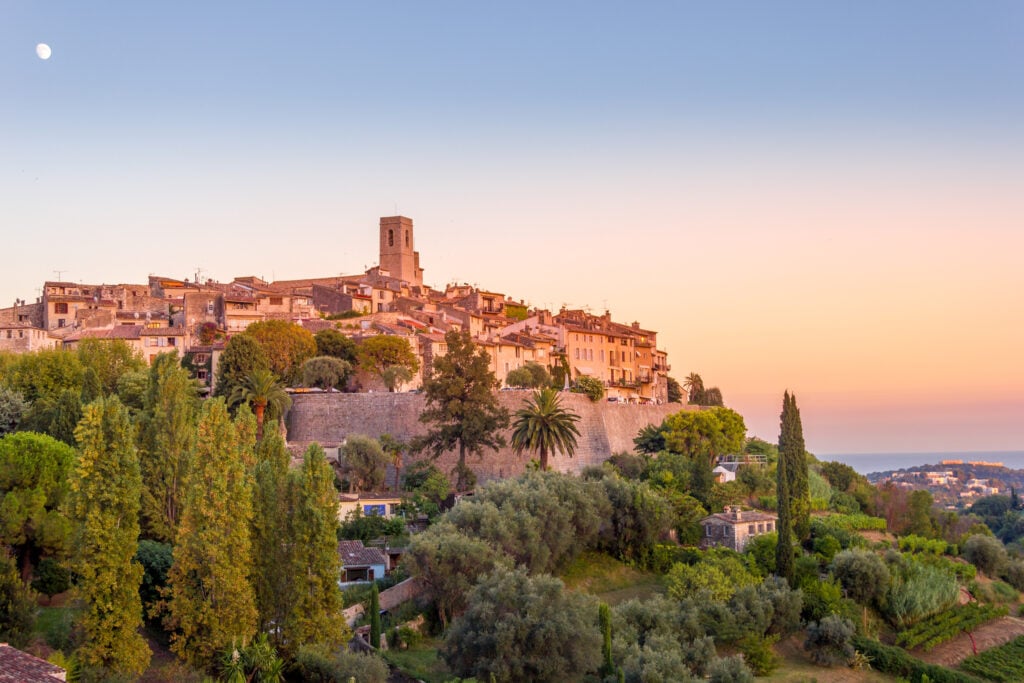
[606, 378, 640, 389]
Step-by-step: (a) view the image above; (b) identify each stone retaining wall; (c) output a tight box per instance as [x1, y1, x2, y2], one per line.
[288, 391, 688, 482]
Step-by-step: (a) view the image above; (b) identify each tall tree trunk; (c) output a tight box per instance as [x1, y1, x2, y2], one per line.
[254, 403, 265, 440]
[540, 445, 549, 471]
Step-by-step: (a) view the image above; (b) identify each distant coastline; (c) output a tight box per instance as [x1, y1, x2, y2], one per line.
[821, 451, 1024, 476]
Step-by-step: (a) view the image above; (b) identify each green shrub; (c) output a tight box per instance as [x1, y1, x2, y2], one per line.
[963, 534, 1008, 577]
[899, 535, 949, 555]
[31, 557, 70, 599]
[292, 646, 390, 683]
[804, 615, 855, 666]
[737, 634, 779, 676]
[884, 560, 960, 627]
[571, 375, 605, 401]
[707, 655, 753, 683]
[896, 603, 1007, 651]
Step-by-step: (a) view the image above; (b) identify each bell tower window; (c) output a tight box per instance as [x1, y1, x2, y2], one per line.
[388, 229, 394, 247]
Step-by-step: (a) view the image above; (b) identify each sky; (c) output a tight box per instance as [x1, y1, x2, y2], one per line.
[2, 2, 1022, 455]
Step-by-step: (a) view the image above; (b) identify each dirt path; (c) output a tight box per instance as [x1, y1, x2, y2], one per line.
[915, 616, 1024, 667]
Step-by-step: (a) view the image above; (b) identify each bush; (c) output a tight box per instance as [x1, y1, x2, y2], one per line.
[737, 634, 780, 676]
[804, 615, 856, 666]
[707, 655, 754, 683]
[292, 646, 390, 683]
[31, 557, 70, 599]
[1003, 558, 1024, 591]
[963, 534, 1008, 577]
[884, 560, 960, 627]
[831, 549, 890, 606]
[572, 375, 605, 401]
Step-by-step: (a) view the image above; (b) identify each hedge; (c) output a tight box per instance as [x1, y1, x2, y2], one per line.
[851, 636, 985, 683]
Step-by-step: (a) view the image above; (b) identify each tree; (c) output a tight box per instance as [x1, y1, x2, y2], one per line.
[599, 602, 615, 679]
[47, 389, 82, 446]
[285, 444, 347, 652]
[314, 327, 358, 363]
[414, 330, 509, 491]
[571, 375, 605, 401]
[355, 335, 419, 384]
[963, 534, 1008, 577]
[404, 521, 507, 628]
[0, 548, 36, 648]
[341, 435, 389, 493]
[0, 387, 27, 435]
[229, 368, 291, 440]
[76, 338, 146, 396]
[666, 376, 684, 403]
[777, 392, 810, 542]
[70, 397, 151, 678]
[804, 615, 855, 667]
[5, 349, 84, 432]
[251, 432, 293, 646]
[379, 433, 407, 491]
[506, 363, 550, 389]
[242, 320, 317, 386]
[369, 581, 382, 650]
[380, 364, 413, 392]
[0, 432, 76, 580]
[137, 354, 198, 542]
[442, 566, 601, 683]
[510, 388, 580, 471]
[683, 373, 704, 403]
[831, 549, 890, 606]
[213, 335, 270, 402]
[662, 407, 747, 465]
[301, 355, 351, 391]
[633, 423, 666, 454]
[80, 367, 102, 404]
[164, 399, 257, 669]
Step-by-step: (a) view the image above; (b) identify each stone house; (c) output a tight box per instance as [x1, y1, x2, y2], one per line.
[0, 323, 60, 353]
[700, 506, 778, 552]
[338, 493, 405, 521]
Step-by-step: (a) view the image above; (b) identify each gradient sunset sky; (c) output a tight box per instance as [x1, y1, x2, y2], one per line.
[3, 2, 1022, 455]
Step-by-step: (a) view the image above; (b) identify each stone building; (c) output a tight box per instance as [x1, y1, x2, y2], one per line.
[700, 506, 778, 552]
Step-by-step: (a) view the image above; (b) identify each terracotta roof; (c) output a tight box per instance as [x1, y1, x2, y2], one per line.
[139, 327, 187, 336]
[337, 540, 388, 568]
[701, 509, 778, 525]
[0, 644, 66, 682]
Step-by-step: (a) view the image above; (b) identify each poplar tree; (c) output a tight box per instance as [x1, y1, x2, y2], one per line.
[70, 397, 151, 678]
[251, 432, 294, 645]
[165, 398, 257, 669]
[138, 353, 198, 542]
[285, 443, 348, 651]
[780, 391, 810, 542]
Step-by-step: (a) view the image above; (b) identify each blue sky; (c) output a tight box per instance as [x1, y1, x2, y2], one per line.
[3, 2, 1022, 453]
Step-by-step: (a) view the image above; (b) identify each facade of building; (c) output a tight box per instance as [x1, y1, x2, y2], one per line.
[700, 507, 778, 552]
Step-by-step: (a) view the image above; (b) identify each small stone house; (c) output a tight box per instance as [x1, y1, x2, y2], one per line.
[700, 506, 778, 552]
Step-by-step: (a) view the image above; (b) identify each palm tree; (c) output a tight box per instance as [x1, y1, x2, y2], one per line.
[230, 368, 292, 440]
[510, 388, 581, 471]
[683, 372, 704, 404]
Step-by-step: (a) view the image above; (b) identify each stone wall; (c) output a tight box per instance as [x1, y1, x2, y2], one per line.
[288, 391, 689, 482]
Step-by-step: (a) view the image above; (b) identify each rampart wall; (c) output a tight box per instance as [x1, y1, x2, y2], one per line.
[287, 392, 688, 482]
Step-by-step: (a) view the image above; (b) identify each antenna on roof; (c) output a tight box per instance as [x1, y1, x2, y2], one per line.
[53, 269, 68, 281]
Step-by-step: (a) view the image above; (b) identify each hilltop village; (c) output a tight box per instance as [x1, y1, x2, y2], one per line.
[0, 216, 671, 403]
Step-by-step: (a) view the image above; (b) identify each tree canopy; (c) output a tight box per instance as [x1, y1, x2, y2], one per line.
[662, 407, 746, 465]
[355, 335, 419, 379]
[314, 328, 358, 364]
[213, 335, 270, 401]
[243, 320, 317, 386]
[414, 330, 509, 491]
[510, 388, 581, 471]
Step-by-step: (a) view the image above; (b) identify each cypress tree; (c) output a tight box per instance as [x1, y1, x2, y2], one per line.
[164, 399, 257, 669]
[775, 393, 795, 583]
[780, 391, 810, 542]
[47, 389, 82, 446]
[70, 397, 151, 678]
[369, 581, 382, 649]
[599, 602, 614, 678]
[284, 444, 348, 651]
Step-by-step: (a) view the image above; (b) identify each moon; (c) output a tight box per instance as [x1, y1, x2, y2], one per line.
[36, 43, 51, 60]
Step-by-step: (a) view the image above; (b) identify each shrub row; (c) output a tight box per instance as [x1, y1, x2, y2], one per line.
[898, 534, 950, 555]
[961, 635, 1024, 682]
[896, 603, 1008, 651]
[816, 513, 888, 532]
[851, 637, 984, 683]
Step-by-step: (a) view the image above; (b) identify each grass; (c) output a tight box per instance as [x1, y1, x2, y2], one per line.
[561, 551, 666, 605]
[383, 637, 458, 683]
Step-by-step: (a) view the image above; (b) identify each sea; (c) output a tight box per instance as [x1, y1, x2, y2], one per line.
[820, 451, 1024, 476]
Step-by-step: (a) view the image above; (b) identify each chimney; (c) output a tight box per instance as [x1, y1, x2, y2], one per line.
[731, 506, 742, 521]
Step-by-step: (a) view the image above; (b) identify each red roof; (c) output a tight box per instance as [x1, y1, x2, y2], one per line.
[337, 540, 388, 568]
[0, 644, 66, 682]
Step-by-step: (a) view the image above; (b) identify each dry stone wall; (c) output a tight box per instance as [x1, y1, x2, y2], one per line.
[287, 391, 689, 482]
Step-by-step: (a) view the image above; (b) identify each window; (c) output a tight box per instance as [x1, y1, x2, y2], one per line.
[574, 348, 580, 360]
[269, 297, 283, 306]
[5, 331, 10, 339]
[54, 303, 68, 314]
[207, 302, 214, 314]
[388, 229, 394, 247]
[168, 337, 176, 346]
[363, 504, 386, 517]
[390, 503, 400, 515]
[748, 524, 755, 534]
[197, 370, 208, 381]
[58, 319, 66, 327]
[405, 230, 409, 247]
